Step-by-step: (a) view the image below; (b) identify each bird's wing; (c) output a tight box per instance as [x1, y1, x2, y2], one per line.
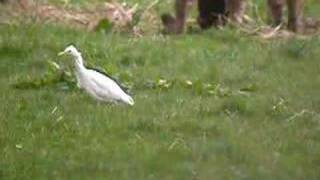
[88, 67, 130, 93]
[86, 69, 127, 99]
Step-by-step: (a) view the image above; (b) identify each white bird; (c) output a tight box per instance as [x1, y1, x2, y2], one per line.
[58, 45, 134, 106]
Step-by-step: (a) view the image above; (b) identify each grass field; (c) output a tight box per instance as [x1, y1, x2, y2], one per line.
[1, 0, 320, 179]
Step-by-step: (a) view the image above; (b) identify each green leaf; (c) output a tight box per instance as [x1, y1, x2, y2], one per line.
[95, 19, 113, 34]
[240, 84, 258, 92]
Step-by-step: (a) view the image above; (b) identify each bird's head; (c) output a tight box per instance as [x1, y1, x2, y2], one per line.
[58, 45, 81, 57]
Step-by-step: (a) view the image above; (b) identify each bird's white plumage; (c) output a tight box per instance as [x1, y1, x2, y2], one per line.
[59, 45, 134, 106]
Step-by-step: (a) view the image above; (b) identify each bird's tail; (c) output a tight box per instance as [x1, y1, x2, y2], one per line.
[123, 95, 134, 106]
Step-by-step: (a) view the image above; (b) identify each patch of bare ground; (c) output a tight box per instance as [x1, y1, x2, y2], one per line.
[0, 0, 318, 39]
[0, 0, 161, 36]
[230, 7, 320, 40]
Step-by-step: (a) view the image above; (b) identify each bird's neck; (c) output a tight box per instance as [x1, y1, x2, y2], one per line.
[73, 53, 86, 72]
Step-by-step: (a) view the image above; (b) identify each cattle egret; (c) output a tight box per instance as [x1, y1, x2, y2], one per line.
[58, 45, 134, 106]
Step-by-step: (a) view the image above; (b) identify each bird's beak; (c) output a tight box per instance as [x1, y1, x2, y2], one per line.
[58, 51, 66, 56]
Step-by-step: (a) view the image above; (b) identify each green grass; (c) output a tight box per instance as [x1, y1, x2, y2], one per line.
[1, 1, 320, 179]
